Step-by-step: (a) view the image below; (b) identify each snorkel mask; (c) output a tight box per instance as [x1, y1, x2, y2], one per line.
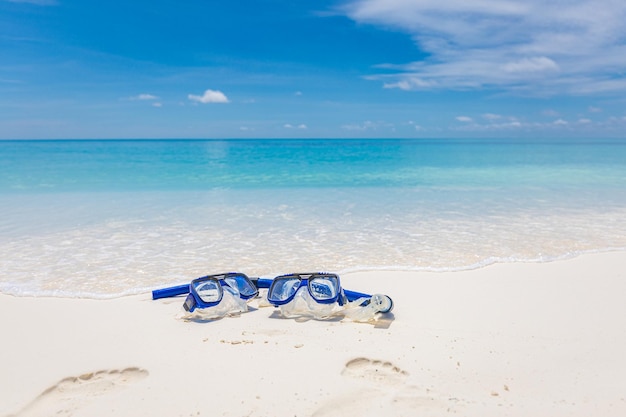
[265, 272, 345, 319]
[152, 272, 258, 320]
[263, 272, 393, 322]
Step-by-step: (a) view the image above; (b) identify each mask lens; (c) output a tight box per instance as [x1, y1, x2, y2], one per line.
[268, 277, 302, 303]
[192, 278, 222, 303]
[223, 274, 258, 298]
[309, 276, 339, 301]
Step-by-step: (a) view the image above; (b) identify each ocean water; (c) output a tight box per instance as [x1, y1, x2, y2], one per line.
[1, 138, 625, 298]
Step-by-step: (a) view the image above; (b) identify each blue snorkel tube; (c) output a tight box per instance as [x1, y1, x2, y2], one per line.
[152, 283, 191, 300]
[152, 276, 393, 314]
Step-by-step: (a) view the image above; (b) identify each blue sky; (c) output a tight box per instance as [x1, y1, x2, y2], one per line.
[1, 0, 626, 139]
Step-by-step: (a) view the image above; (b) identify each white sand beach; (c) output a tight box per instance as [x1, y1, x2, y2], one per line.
[2, 251, 626, 417]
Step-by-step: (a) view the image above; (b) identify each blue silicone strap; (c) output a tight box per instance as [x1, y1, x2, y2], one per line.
[344, 289, 371, 302]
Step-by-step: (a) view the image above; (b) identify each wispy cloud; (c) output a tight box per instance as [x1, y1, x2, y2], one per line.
[448, 111, 622, 132]
[407, 120, 422, 130]
[343, 0, 626, 95]
[5, 0, 57, 5]
[129, 93, 158, 101]
[283, 123, 307, 129]
[482, 113, 502, 121]
[188, 89, 229, 104]
[341, 120, 394, 131]
[542, 109, 560, 117]
[0, 78, 23, 84]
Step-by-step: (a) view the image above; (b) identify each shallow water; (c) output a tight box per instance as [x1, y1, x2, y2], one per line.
[1, 139, 625, 298]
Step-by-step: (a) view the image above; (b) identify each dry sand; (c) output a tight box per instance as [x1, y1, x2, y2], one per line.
[2, 251, 625, 417]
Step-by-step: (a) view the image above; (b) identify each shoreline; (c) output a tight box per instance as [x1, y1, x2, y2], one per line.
[2, 251, 626, 416]
[4, 247, 626, 300]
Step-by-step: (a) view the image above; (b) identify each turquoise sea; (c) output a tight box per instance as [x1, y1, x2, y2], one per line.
[1, 138, 625, 298]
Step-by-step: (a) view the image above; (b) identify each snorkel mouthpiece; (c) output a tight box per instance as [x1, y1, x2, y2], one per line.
[369, 294, 393, 314]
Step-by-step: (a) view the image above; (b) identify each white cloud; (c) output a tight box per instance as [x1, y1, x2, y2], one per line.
[553, 119, 569, 125]
[129, 93, 158, 101]
[188, 89, 229, 104]
[501, 57, 559, 73]
[383, 77, 437, 90]
[283, 123, 308, 129]
[407, 120, 423, 130]
[454, 120, 524, 131]
[343, 0, 626, 95]
[578, 118, 592, 124]
[588, 106, 602, 113]
[456, 116, 473, 123]
[341, 120, 395, 131]
[7, 0, 57, 5]
[482, 113, 502, 121]
[152, 102, 162, 108]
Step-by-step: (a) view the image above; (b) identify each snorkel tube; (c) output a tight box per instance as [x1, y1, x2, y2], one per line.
[152, 283, 190, 300]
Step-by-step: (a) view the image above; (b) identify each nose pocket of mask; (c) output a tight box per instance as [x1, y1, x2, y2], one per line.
[279, 287, 338, 319]
[182, 285, 248, 320]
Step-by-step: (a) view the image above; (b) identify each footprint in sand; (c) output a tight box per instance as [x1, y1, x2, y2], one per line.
[313, 358, 453, 417]
[341, 357, 409, 384]
[8, 367, 148, 417]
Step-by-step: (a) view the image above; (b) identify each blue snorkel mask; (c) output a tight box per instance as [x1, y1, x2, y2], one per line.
[152, 272, 258, 320]
[262, 272, 393, 320]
